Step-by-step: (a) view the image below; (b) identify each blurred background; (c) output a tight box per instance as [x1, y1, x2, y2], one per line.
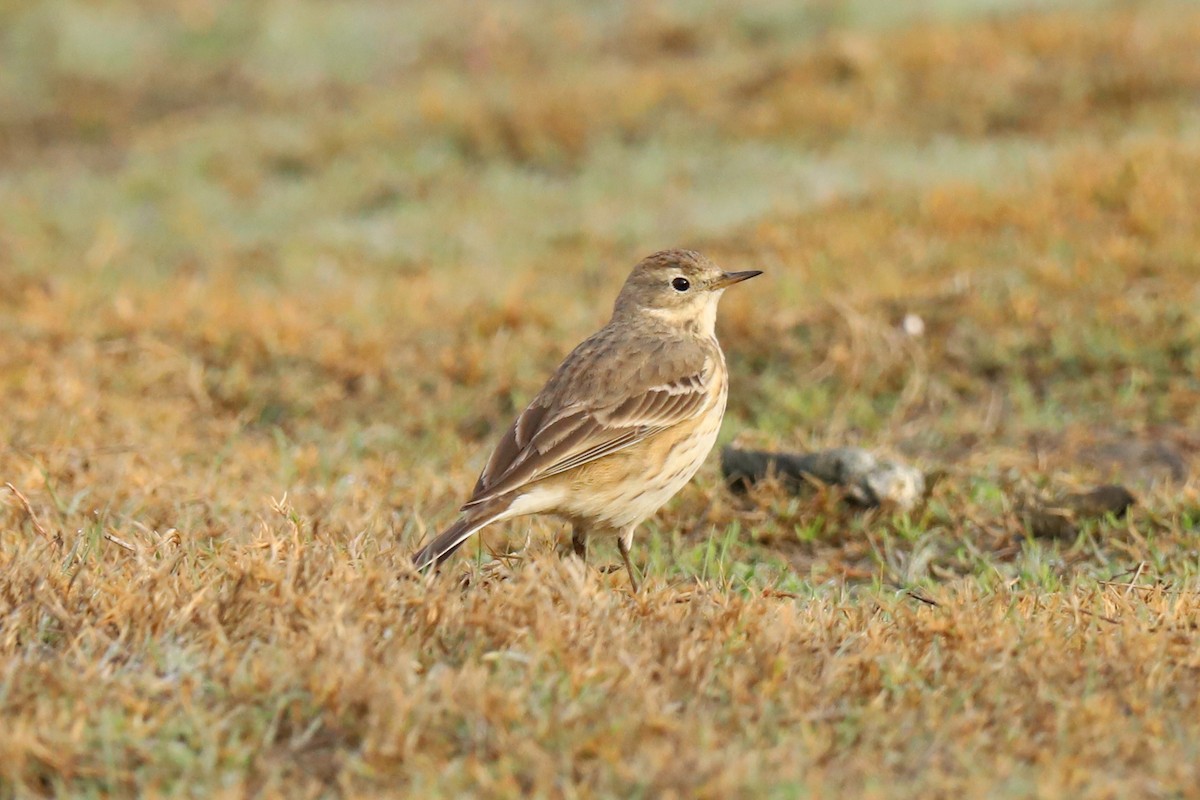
[4, 0, 1196, 280]
[2, 0, 1198, 536]
[5, 5, 1200, 793]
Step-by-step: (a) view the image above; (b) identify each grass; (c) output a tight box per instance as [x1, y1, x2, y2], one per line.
[2, 0, 1200, 796]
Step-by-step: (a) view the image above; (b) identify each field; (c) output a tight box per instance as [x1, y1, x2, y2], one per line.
[2, 0, 1200, 796]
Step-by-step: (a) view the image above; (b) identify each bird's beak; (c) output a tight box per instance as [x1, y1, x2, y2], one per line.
[710, 270, 763, 290]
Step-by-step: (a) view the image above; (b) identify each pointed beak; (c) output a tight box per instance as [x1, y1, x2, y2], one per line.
[710, 270, 763, 290]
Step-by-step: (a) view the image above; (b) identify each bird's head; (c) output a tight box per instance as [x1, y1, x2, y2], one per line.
[612, 249, 762, 335]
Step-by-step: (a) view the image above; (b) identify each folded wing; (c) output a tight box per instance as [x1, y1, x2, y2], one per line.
[463, 341, 712, 510]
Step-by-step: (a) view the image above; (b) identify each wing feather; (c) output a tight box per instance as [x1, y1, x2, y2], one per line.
[462, 341, 713, 510]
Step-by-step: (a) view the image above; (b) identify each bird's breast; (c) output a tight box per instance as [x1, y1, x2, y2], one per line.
[557, 375, 727, 531]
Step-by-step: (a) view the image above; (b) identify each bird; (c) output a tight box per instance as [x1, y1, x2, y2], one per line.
[412, 249, 761, 590]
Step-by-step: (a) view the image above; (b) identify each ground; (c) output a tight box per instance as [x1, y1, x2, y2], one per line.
[2, 1, 1199, 797]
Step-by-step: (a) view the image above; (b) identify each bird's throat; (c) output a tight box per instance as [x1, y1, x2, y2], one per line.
[639, 296, 721, 338]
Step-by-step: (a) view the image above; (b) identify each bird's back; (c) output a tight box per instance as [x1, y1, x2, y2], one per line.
[466, 318, 719, 509]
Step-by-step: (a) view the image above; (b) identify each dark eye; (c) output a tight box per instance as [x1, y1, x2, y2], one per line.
[671, 277, 690, 292]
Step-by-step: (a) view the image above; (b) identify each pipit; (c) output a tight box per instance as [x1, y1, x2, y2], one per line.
[412, 249, 761, 590]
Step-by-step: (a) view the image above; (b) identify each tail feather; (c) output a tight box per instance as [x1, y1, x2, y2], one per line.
[412, 504, 508, 571]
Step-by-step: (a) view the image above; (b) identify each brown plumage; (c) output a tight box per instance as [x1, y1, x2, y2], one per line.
[412, 249, 760, 589]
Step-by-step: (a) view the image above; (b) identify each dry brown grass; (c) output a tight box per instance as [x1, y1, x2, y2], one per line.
[2, 0, 1200, 796]
[4, 532, 1200, 797]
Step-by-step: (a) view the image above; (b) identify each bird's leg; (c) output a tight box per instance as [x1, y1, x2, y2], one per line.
[571, 524, 588, 561]
[617, 527, 640, 593]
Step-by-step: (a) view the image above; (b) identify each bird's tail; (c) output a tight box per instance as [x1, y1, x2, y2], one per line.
[412, 502, 509, 572]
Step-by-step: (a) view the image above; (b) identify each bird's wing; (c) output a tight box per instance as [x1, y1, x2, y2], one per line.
[462, 331, 713, 509]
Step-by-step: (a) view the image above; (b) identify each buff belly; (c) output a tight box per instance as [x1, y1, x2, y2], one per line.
[558, 391, 727, 532]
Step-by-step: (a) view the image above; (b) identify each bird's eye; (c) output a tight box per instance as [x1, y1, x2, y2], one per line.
[671, 277, 690, 292]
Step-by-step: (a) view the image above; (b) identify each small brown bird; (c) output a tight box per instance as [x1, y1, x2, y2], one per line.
[412, 249, 760, 589]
